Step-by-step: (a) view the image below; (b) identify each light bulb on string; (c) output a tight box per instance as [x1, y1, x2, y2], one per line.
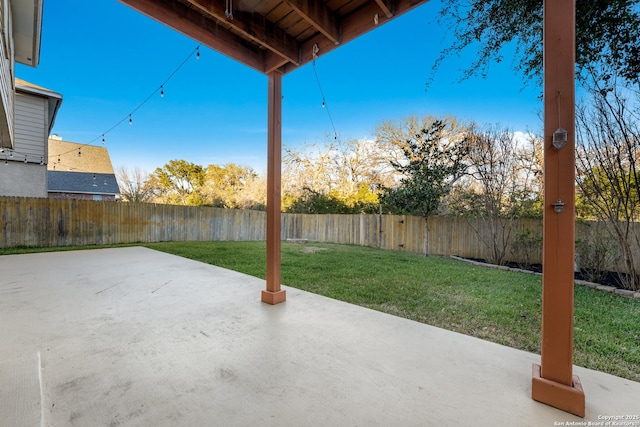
[24, 156, 27, 163]
[82, 44, 198, 150]
[40, 157, 44, 165]
[78, 148, 82, 157]
[57, 156, 60, 163]
[322, 100, 325, 108]
[9, 151, 13, 158]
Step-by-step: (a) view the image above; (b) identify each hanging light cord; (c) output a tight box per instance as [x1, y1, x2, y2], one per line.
[312, 58, 338, 140]
[40, 44, 201, 164]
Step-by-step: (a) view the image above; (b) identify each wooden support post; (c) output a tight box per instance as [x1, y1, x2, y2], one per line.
[532, 0, 585, 417]
[262, 71, 286, 305]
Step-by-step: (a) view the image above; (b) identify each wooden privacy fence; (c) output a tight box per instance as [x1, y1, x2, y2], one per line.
[0, 197, 266, 247]
[1, 196, 636, 273]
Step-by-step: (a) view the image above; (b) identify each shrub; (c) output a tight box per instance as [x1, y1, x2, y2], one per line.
[510, 228, 542, 268]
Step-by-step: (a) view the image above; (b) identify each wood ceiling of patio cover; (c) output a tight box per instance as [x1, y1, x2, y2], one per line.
[119, 0, 428, 75]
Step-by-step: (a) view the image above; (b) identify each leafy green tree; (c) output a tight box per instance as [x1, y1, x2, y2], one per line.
[433, 1, 640, 84]
[203, 163, 262, 209]
[152, 160, 205, 206]
[285, 188, 351, 214]
[381, 119, 469, 255]
[285, 185, 379, 214]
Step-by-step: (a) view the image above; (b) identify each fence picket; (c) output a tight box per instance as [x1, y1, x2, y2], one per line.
[2, 196, 638, 274]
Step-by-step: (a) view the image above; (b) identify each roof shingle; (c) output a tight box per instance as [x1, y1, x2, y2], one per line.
[48, 171, 120, 195]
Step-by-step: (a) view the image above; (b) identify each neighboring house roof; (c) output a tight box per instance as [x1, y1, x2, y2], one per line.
[11, 0, 44, 67]
[48, 138, 115, 174]
[48, 171, 120, 195]
[47, 138, 120, 196]
[15, 78, 63, 135]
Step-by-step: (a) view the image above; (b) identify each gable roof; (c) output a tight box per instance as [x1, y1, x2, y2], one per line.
[48, 171, 120, 195]
[48, 138, 115, 174]
[15, 78, 63, 135]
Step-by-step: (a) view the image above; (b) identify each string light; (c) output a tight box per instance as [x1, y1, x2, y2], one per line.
[311, 47, 339, 140]
[40, 157, 44, 165]
[78, 148, 82, 157]
[23, 155, 27, 163]
[9, 151, 13, 158]
[46, 44, 201, 165]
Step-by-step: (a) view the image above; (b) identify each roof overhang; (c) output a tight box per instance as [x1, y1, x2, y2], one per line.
[15, 78, 62, 134]
[11, 0, 44, 67]
[119, 0, 428, 75]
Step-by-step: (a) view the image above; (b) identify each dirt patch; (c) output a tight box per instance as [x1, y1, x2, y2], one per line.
[301, 246, 328, 254]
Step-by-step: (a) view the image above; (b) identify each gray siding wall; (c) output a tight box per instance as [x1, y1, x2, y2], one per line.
[0, 87, 49, 197]
[14, 91, 46, 160]
[0, 0, 14, 147]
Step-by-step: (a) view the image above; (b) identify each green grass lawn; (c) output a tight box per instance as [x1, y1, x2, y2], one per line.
[145, 240, 640, 382]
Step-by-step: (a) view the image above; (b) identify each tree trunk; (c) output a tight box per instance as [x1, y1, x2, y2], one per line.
[425, 217, 430, 256]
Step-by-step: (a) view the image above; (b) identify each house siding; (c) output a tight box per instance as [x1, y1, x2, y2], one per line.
[14, 91, 46, 159]
[0, 0, 14, 148]
[0, 84, 51, 197]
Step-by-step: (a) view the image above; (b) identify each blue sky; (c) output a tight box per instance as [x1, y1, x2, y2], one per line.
[16, 0, 543, 174]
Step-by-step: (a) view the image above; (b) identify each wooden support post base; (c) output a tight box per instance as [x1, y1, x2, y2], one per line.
[261, 290, 286, 305]
[532, 364, 585, 417]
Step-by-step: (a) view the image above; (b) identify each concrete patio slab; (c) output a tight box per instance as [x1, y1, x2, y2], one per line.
[1, 247, 638, 426]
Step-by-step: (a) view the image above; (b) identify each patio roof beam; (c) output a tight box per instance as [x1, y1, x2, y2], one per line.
[187, 0, 302, 65]
[277, 0, 423, 74]
[119, 0, 265, 72]
[374, 0, 394, 18]
[283, 0, 341, 45]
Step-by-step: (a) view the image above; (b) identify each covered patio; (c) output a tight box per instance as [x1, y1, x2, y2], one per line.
[114, 0, 592, 416]
[1, 247, 638, 425]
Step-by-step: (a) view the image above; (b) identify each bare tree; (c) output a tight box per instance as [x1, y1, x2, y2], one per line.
[576, 79, 640, 290]
[282, 138, 395, 212]
[116, 167, 155, 203]
[457, 125, 542, 265]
